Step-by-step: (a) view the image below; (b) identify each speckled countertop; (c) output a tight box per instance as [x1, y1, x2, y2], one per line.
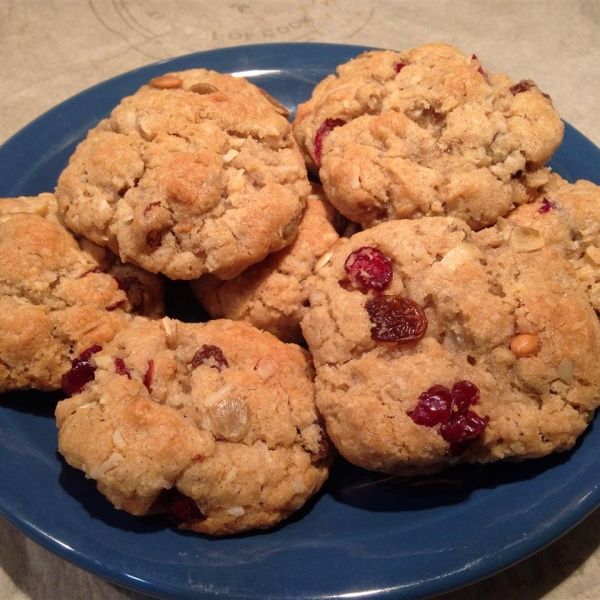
[1, 1, 599, 599]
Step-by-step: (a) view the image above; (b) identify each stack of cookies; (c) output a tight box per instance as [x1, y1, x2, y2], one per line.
[2, 69, 330, 536]
[292, 44, 600, 476]
[3, 42, 600, 535]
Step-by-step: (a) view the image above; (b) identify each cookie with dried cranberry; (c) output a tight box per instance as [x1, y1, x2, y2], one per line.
[476, 174, 600, 312]
[55, 318, 332, 535]
[55, 69, 310, 280]
[0, 194, 164, 392]
[301, 217, 600, 475]
[293, 43, 563, 229]
[190, 184, 341, 344]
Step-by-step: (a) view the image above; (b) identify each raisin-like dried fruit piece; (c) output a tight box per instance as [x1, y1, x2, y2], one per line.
[365, 295, 427, 344]
[394, 62, 406, 73]
[344, 247, 393, 291]
[114, 357, 131, 379]
[61, 344, 103, 396]
[105, 299, 126, 312]
[408, 380, 488, 454]
[450, 380, 480, 413]
[538, 197, 556, 214]
[408, 380, 481, 427]
[167, 491, 203, 525]
[191, 344, 229, 371]
[143, 359, 154, 392]
[311, 428, 333, 463]
[439, 410, 489, 444]
[313, 118, 345, 166]
[143, 201, 162, 215]
[510, 80, 534, 95]
[78, 268, 103, 279]
[146, 229, 163, 248]
[408, 385, 453, 426]
[470, 54, 490, 83]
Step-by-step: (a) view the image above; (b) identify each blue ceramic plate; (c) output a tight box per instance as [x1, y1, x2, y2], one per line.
[0, 43, 599, 600]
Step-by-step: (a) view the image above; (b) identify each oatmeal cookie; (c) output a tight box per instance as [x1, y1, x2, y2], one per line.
[55, 69, 310, 280]
[301, 217, 600, 475]
[55, 318, 332, 535]
[0, 191, 59, 220]
[476, 174, 600, 312]
[191, 184, 341, 343]
[293, 43, 563, 229]
[0, 194, 164, 392]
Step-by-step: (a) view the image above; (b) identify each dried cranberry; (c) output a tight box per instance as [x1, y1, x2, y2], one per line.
[408, 380, 488, 454]
[510, 80, 533, 95]
[538, 197, 556, 214]
[114, 357, 131, 379]
[191, 344, 229, 371]
[167, 491, 203, 525]
[394, 62, 406, 73]
[470, 54, 490, 83]
[365, 295, 427, 344]
[408, 385, 453, 426]
[105, 299, 126, 312]
[344, 247, 393, 291]
[146, 229, 162, 248]
[450, 380, 480, 412]
[78, 268, 103, 279]
[313, 118, 345, 166]
[143, 359, 154, 392]
[439, 410, 489, 444]
[143, 201, 162, 215]
[311, 428, 333, 463]
[61, 344, 103, 396]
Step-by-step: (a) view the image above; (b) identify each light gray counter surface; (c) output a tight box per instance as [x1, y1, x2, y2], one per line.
[1, 1, 599, 599]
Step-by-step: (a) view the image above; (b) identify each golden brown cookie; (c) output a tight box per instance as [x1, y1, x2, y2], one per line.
[0, 194, 164, 392]
[301, 217, 600, 475]
[55, 69, 310, 280]
[476, 174, 600, 312]
[191, 184, 341, 343]
[55, 318, 332, 535]
[293, 43, 563, 229]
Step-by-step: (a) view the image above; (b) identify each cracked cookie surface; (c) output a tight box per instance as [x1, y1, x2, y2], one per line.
[293, 43, 563, 229]
[301, 217, 600, 475]
[55, 69, 310, 280]
[191, 184, 340, 344]
[0, 194, 164, 392]
[476, 174, 600, 313]
[55, 318, 332, 535]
